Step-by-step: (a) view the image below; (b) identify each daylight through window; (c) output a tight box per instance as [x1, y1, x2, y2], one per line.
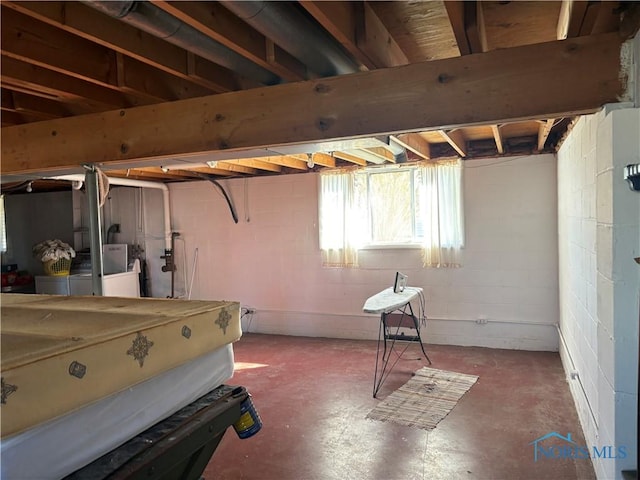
[319, 160, 464, 268]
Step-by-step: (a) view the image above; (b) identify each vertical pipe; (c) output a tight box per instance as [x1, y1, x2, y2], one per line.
[85, 167, 104, 296]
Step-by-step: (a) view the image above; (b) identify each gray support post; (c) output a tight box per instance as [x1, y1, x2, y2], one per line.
[85, 166, 104, 296]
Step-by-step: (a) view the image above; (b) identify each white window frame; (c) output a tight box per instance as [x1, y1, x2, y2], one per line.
[357, 166, 423, 247]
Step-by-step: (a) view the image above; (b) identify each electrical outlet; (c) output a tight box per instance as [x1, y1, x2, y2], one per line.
[475, 316, 488, 325]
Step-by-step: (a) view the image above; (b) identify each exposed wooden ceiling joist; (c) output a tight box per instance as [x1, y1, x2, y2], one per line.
[445, 0, 487, 55]
[332, 151, 367, 166]
[107, 167, 191, 181]
[178, 166, 237, 177]
[255, 155, 308, 171]
[2, 6, 218, 104]
[130, 167, 208, 180]
[3, 1, 238, 94]
[363, 147, 395, 163]
[300, 1, 407, 70]
[558, 0, 588, 39]
[204, 162, 257, 175]
[222, 159, 282, 173]
[1, 110, 48, 127]
[491, 125, 504, 154]
[152, 1, 306, 82]
[439, 129, 468, 157]
[537, 119, 556, 151]
[1, 33, 629, 175]
[310, 152, 336, 168]
[355, 2, 409, 68]
[1, 89, 76, 120]
[391, 133, 431, 160]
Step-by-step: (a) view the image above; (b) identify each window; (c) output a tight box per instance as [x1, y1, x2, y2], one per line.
[319, 160, 464, 268]
[358, 168, 419, 245]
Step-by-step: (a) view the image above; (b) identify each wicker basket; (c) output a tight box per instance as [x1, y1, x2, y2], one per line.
[43, 258, 71, 276]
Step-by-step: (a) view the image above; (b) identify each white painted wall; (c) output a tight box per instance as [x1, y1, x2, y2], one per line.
[163, 153, 559, 351]
[4, 191, 74, 275]
[558, 106, 639, 479]
[71, 186, 168, 297]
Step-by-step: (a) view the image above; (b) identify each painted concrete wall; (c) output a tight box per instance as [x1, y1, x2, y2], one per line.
[558, 107, 639, 479]
[163, 154, 560, 351]
[70, 186, 169, 298]
[4, 191, 74, 275]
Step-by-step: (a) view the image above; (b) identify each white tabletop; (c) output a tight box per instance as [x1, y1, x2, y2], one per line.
[362, 286, 422, 314]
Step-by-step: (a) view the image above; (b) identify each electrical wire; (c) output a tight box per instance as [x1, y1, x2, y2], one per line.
[244, 178, 250, 222]
[193, 173, 238, 224]
[188, 247, 198, 300]
[241, 307, 255, 332]
[463, 155, 529, 169]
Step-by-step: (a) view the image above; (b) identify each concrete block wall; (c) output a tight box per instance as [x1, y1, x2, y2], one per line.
[558, 107, 639, 479]
[163, 153, 560, 351]
[558, 113, 601, 447]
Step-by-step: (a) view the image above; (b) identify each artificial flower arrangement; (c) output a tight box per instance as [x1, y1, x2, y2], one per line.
[32, 239, 76, 263]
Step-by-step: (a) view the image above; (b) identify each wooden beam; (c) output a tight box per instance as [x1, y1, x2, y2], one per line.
[100, 171, 167, 182]
[310, 153, 336, 168]
[178, 166, 236, 177]
[1, 56, 143, 110]
[444, 1, 487, 55]
[537, 119, 555, 150]
[1, 7, 212, 103]
[355, 2, 409, 68]
[332, 151, 367, 166]
[391, 133, 431, 160]
[1, 33, 628, 175]
[557, 1, 589, 39]
[106, 168, 176, 181]
[0, 109, 51, 125]
[301, 1, 372, 69]
[153, 1, 305, 82]
[438, 129, 468, 157]
[363, 147, 395, 163]
[445, 1, 470, 56]
[221, 159, 282, 173]
[491, 125, 504, 154]
[4, 1, 237, 93]
[1, 89, 93, 121]
[201, 162, 256, 175]
[301, 1, 407, 69]
[117, 54, 215, 102]
[120, 167, 206, 180]
[579, 2, 602, 37]
[1, 7, 116, 86]
[464, 1, 488, 54]
[257, 156, 308, 170]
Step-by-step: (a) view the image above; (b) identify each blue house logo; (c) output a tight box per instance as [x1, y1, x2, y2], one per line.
[529, 432, 578, 462]
[529, 432, 627, 462]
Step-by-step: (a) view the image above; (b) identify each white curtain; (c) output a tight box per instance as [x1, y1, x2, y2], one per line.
[318, 170, 362, 267]
[418, 160, 464, 267]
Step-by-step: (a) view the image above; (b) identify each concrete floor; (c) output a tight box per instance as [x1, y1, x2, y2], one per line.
[204, 334, 595, 480]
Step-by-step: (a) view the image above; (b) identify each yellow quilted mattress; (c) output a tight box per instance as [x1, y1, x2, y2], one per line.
[0, 294, 241, 438]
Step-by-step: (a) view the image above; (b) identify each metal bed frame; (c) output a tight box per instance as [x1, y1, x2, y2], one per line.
[65, 385, 252, 480]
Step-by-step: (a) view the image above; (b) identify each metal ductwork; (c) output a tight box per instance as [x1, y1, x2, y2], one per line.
[82, 0, 281, 86]
[222, 1, 360, 77]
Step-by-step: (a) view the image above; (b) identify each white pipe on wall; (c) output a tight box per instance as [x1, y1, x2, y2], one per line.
[49, 174, 172, 250]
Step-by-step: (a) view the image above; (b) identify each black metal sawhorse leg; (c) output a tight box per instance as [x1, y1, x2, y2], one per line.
[373, 302, 431, 398]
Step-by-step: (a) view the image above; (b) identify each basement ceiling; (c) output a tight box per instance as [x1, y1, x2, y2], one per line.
[1, 1, 639, 185]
